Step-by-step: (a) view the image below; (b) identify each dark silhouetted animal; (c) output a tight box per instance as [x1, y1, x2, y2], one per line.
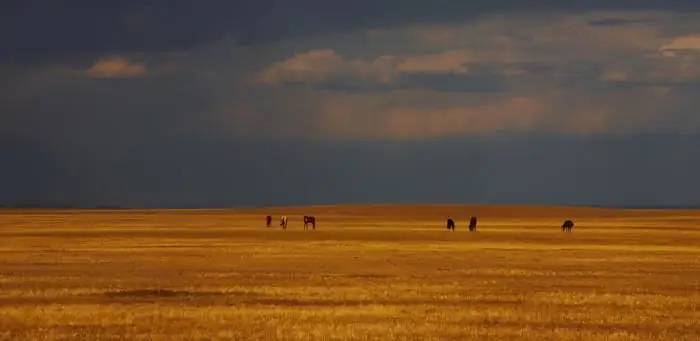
[280, 216, 288, 230]
[469, 216, 478, 232]
[446, 218, 455, 231]
[561, 219, 574, 232]
[303, 216, 316, 230]
[266, 215, 272, 227]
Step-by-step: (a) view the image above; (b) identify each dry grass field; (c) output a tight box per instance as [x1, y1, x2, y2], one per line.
[1, 204, 700, 340]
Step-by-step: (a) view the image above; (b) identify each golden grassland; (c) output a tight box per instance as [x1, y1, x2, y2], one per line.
[1, 205, 699, 340]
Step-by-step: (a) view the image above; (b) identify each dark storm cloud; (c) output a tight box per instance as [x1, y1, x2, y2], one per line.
[0, 71, 216, 150]
[607, 79, 700, 89]
[587, 18, 657, 26]
[0, 0, 272, 64]
[2, 0, 700, 64]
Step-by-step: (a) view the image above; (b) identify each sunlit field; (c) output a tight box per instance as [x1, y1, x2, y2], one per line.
[1, 205, 699, 340]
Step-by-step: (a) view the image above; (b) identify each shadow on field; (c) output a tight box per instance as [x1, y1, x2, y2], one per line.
[248, 297, 525, 307]
[103, 289, 226, 298]
[99, 290, 525, 307]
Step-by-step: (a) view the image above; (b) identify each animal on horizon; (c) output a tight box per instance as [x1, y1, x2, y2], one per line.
[446, 218, 455, 231]
[561, 219, 574, 232]
[303, 216, 316, 230]
[280, 216, 288, 230]
[469, 216, 478, 232]
[266, 215, 272, 227]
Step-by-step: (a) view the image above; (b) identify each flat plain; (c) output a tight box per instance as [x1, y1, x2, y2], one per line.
[1, 204, 699, 340]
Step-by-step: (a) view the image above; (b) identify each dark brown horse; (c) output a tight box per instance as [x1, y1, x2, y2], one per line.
[561, 219, 574, 232]
[266, 215, 272, 227]
[303, 216, 316, 230]
[469, 216, 478, 232]
[446, 218, 455, 231]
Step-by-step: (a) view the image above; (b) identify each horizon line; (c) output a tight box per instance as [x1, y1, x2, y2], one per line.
[2, 202, 700, 211]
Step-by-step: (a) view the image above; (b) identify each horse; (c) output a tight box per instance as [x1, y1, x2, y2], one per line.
[561, 219, 574, 232]
[446, 218, 455, 231]
[469, 216, 478, 232]
[280, 216, 288, 230]
[266, 215, 272, 227]
[303, 216, 316, 230]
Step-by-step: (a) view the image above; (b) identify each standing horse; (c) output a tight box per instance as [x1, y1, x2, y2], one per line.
[266, 215, 272, 227]
[561, 219, 574, 232]
[303, 216, 316, 230]
[446, 218, 455, 231]
[280, 216, 288, 230]
[469, 216, 478, 232]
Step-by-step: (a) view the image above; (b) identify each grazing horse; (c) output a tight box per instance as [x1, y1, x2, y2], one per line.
[561, 219, 574, 232]
[469, 216, 478, 232]
[303, 216, 316, 230]
[446, 218, 455, 231]
[266, 215, 272, 227]
[280, 216, 288, 230]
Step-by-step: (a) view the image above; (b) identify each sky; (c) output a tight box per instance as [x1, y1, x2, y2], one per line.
[2, 0, 700, 208]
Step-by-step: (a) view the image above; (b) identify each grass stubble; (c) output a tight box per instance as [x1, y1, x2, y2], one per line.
[0, 205, 699, 340]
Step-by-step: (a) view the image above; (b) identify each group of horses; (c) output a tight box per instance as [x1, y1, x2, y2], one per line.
[446, 216, 478, 231]
[265, 215, 575, 232]
[448, 217, 575, 232]
[266, 215, 316, 230]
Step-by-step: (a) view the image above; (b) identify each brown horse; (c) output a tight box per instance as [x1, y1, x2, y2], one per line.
[266, 215, 272, 227]
[561, 219, 574, 232]
[469, 216, 478, 232]
[303, 216, 316, 230]
[446, 218, 455, 231]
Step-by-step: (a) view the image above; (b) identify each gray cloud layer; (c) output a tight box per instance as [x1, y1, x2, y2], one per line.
[3, 1, 700, 208]
[2, 0, 700, 63]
